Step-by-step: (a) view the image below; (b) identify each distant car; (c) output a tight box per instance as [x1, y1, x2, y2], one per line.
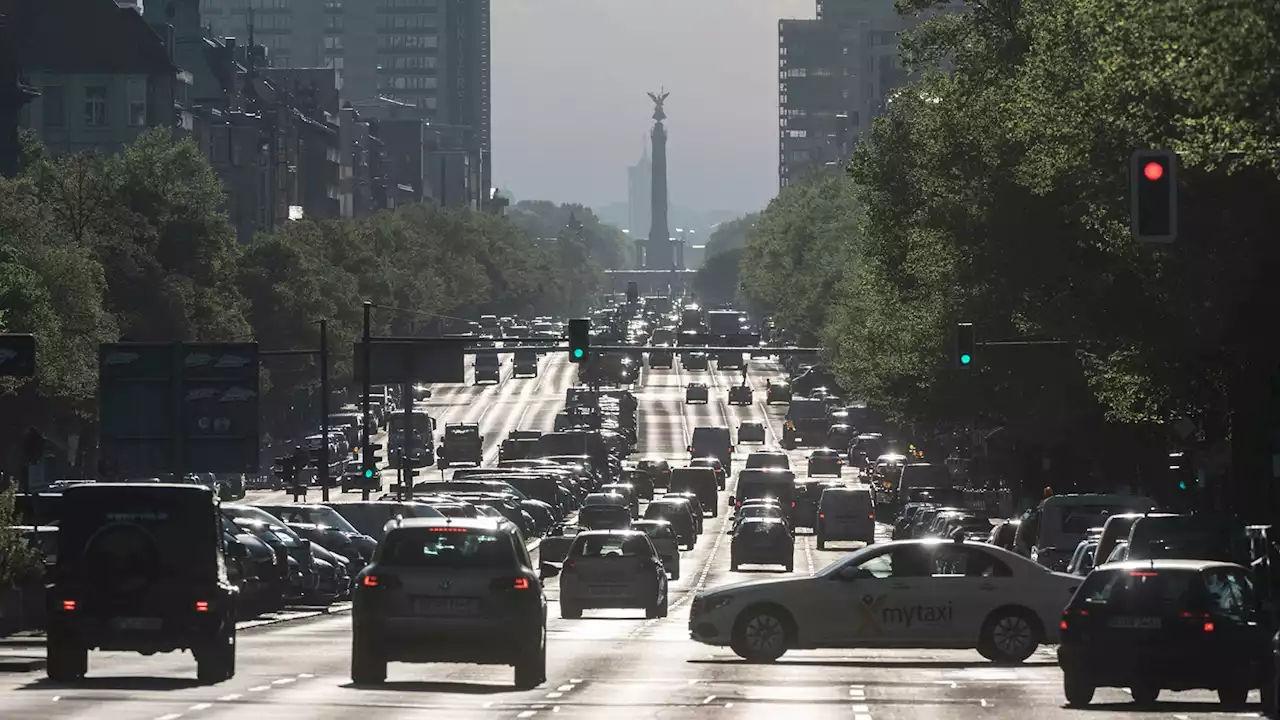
[728, 385, 753, 406]
[730, 517, 794, 572]
[738, 422, 766, 444]
[547, 529, 669, 619]
[685, 383, 709, 404]
[766, 380, 792, 404]
[807, 449, 843, 477]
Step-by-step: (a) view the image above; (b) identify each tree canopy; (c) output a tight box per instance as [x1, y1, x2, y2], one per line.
[0, 129, 618, 464]
[740, 0, 1280, 512]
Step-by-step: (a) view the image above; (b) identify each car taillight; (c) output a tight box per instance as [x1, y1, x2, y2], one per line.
[62, 600, 76, 611]
[1203, 621, 1214, 632]
[195, 601, 210, 612]
[514, 577, 530, 590]
[818, 513, 825, 519]
[868, 513, 874, 519]
[565, 559, 576, 572]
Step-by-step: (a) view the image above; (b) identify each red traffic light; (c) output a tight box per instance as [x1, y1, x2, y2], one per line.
[1143, 161, 1164, 182]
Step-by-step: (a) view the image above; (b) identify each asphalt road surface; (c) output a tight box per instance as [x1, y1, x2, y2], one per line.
[0, 355, 1267, 719]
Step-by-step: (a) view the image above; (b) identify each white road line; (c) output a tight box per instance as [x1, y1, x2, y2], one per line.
[980, 699, 992, 707]
[852, 705, 869, 712]
[216, 694, 241, 702]
[155, 715, 183, 720]
[855, 714, 872, 720]
[297, 673, 314, 678]
[570, 678, 582, 683]
[271, 677, 295, 685]
[189, 703, 213, 711]
[556, 684, 574, 691]
[702, 695, 716, 704]
[248, 685, 270, 692]
[545, 692, 563, 699]
[516, 712, 536, 719]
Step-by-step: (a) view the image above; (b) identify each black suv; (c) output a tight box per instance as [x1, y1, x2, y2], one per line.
[351, 517, 546, 688]
[439, 423, 483, 468]
[46, 483, 238, 683]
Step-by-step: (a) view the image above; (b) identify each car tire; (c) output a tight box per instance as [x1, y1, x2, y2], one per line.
[1130, 683, 1159, 704]
[513, 628, 547, 689]
[351, 634, 387, 684]
[730, 557, 739, 572]
[670, 563, 681, 581]
[560, 603, 583, 619]
[784, 561, 794, 573]
[46, 633, 87, 682]
[979, 608, 1040, 663]
[1218, 681, 1249, 708]
[196, 624, 236, 684]
[1062, 672, 1094, 706]
[730, 606, 791, 663]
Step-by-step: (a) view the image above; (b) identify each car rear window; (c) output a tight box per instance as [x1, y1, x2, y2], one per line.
[379, 527, 516, 568]
[1075, 568, 1201, 613]
[573, 534, 648, 557]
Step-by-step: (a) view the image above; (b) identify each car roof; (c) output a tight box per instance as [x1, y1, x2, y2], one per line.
[575, 529, 645, 538]
[1095, 559, 1243, 572]
[810, 448, 839, 455]
[739, 516, 785, 525]
[385, 517, 507, 533]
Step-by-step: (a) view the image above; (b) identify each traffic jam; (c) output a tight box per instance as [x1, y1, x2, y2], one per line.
[9, 302, 1278, 715]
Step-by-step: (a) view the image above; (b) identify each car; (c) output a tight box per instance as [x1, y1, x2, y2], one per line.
[544, 529, 669, 619]
[690, 537, 1079, 663]
[1059, 559, 1273, 708]
[807, 449, 843, 477]
[730, 517, 795, 572]
[351, 517, 547, 688]
[738, 422, 767, 444]
[438, 423, 483, 468]
[630, 520, 682, 580]
[816, 487, 875, 548]
[765, 379, 792, 404]
[47, 483, 237, 683]
[683, 352, 709, 371]
[727, 385, 753, 406]
[688, 456, 727, 491]
[685, 383, 709, 404]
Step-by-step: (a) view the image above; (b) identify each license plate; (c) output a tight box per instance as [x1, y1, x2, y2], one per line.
[111, 617, 162, 631]
[1108, 616, 1161, 629]
[412, 597, 479, 616]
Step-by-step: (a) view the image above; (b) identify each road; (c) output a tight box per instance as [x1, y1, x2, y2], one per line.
[0, 354, 1266, 719]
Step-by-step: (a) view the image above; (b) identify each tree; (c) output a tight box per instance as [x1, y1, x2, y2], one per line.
[506, 200, 632, 270]
[703, 213, 759, 257]
[739, 173, 860, 343]
[0, 488, 38, 590]
[694, 247, 744, 306]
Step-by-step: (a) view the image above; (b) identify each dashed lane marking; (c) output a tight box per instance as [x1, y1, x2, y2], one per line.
[189, 703, 213, 711]
[216, 694, 241, 702]
[247, 685, 270, 692]
[702, 695, 717, 704]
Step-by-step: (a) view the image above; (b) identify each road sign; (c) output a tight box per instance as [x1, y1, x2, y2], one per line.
[0, 334, 36, 377]
[353, 341, 464, 384]
[99, 343, 260, 477]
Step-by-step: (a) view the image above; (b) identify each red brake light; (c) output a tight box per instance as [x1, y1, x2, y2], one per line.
[62, 600, 76, 611]
[429, 527, 468, 533]
[1129, 571, 1158, 577]
[1202, 621, 1214, 632]
[513, 577, 530, 590]
[818, 513, 825, 519]
[363, 575, 379, 587]
[868, 513, 874, 519]
[1060, 620, 1068, 630]
[195, 601, 210, 612]
[792, 502, 796, 507]
[565, 559, 576, 571]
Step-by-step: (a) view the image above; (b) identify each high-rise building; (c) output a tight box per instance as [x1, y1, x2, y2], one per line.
[196, 0, 489, 206]
[627, 135, 651, 237]
[777, 0, 910, 188]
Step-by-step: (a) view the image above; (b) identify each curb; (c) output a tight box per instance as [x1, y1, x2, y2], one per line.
[0, 656, 46, 672]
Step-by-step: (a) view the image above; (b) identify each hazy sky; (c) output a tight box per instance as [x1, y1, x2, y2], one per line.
[493, 0, 815, 217]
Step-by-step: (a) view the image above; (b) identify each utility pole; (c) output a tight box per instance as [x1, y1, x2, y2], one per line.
[361, 301, 373, 501]
[319, 319, 330, 502]
[401, 380, 412, 501]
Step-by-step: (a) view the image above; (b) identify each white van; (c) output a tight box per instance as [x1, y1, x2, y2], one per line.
[815, 487, 875, 549]
[1027, 493, 1156, 571]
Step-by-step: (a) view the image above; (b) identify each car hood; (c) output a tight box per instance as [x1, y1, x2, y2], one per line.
[699, 574, 813, 601]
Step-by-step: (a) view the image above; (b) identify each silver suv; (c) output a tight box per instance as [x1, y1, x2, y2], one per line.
[351, 517, 547, 688]
[545, 529, 668, 619]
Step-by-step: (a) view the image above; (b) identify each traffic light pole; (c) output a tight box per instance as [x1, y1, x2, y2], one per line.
[319, 319, 330, 502]
[401, 380, 412, 501]
[361, 302, 373, 502]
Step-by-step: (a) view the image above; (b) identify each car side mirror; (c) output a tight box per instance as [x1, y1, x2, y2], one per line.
[226, 541, 248, 559]
[539, 562, 561, 579]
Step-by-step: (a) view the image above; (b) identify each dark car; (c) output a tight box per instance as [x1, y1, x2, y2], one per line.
[46, 484, 237, 683]
[729, 517, 794, 572]
[807, 449, 843, 477]
[439, 423, 483, 468]
[578, 505, 632, 531]
[1058, 559, 1273, 708]
[643, 499, 697, 550]
[765, 379, 792, 405]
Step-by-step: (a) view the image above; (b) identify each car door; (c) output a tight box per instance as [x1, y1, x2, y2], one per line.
[923, 545, 1015, 645]
[804, 545, 935, 647]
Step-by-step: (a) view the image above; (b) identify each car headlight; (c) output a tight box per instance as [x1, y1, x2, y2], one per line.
[703, 595, 734, 614]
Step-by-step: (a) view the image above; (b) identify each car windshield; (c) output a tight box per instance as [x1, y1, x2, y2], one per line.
[1076, 568, 1201, 613]
[261, 506, 360, 535]
[573, 534, 647, 557]
[379, 527, 516, 568]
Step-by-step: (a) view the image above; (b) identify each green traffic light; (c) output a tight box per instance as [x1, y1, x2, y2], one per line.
[364, 468, 375, 479]
[573, 348, 584, 359]
[1178, 480, 1187, 490]
[960, 354, 972, 365]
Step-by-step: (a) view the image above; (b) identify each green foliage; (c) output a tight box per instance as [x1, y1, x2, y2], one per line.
[694, 247, 744, 307]
[749, 0, 1280, 454]
[505, 200, 632, 270]
[0, 488, 39, 589]
[703, 213, 759, 257]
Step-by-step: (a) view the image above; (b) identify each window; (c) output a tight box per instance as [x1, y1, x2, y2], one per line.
[376, 34, 438, 50]
[324, 36, 343, 50]
[380, 528, 516, 568]
[83, 86, 107, 126]
[572, 534, 649, 558]
[127, 78, 147, 126]
[845, 547, 930, 580]
[932, 547, 1012, 577]
[326, 14, 343, 31]
[391, 55, 436, 70]
[379, 13, 436, 30]
[42, 85, 65, 127]
[250, 0, 289, 9]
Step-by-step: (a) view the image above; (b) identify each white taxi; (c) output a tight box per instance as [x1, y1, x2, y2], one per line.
[689, 537, 1081, 663]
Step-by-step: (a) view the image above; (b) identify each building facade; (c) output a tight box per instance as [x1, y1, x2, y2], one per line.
[778, 0, 909, 188]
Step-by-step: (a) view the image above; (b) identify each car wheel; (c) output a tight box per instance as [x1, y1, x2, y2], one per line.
[979, 608, 1039, 663]
[1218, 681, 1249, 708]
[730, 607, 790, 663]
[197, 624, 236, 684]
[1130, 683, 1159, 704]
[1062, 672, 1094, 706]
[513, 628, 547, 689]
[351, 633, 387, 684]
[670, 564, 681, 581]
[46, 632, 87, 682]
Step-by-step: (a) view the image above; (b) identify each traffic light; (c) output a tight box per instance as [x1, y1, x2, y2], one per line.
[568, 318, 590, 363]
[363, 442, 383, 479]
[1130, 149, 1178, 243]
[956, 322, 975, 369]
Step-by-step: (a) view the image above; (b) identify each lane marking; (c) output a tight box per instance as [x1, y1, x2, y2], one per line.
[216, 694, 241, 701]
[189, 703, 213, 711]
[545, 692, 563, 699]
[155, 715, 183, 720]
[298, 673, 314, 678]
[702, 695, 717, 704]
[853, 705, 869, 712]
[556, 684, 574, 691]
[517, 712, 536, 719]
[980, 699, 991, 707]
[271, 677, 295, 685]
[248, 685, 270, 692]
